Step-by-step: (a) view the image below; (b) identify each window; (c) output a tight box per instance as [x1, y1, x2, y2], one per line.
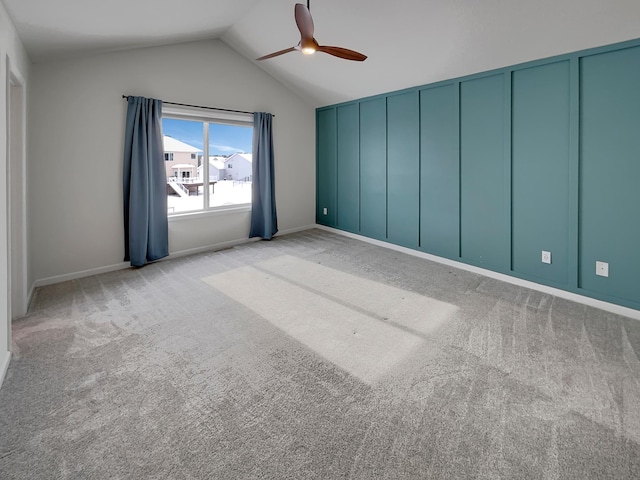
[162, 109, 253, 216]
[164, 152, 174, 161]
[228, 164, 233, 168]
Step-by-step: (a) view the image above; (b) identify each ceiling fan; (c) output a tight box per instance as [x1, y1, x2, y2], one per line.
[256, 1, 367, 62]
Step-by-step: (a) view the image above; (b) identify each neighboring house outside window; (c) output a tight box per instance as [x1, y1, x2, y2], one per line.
[163, 136, 200, 179]
[224, 153, 252, 182]
[198, 156, 226, 183]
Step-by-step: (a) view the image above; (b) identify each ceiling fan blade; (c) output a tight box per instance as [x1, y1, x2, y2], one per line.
[295, 3, 314, 40]
[317, 45, 367, 62]
[259, 4, 366, 63]
[256, 46, 298, 61]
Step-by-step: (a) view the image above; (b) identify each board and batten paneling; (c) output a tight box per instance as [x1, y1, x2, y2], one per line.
[316, 108, 337, 226]
[336, 104, 360, 233]
[419, 84, 459, 259]
[511, 61, 571, 285]
[460, 74, 509, 270]
[359, 98, 387, 241]
[316, 38, 640, 311]
[387, 91, 420, 249]
[579, 46, 640, 304]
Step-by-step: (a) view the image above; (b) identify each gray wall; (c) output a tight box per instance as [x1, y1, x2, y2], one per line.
[0, 0, 31, 383]
[29, 39, 315, 284]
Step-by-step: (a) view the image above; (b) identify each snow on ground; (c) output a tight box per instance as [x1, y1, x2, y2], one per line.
[167, 180, 251, 214]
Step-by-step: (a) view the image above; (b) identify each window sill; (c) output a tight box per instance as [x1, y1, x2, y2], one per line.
[168, 204, 251, 222]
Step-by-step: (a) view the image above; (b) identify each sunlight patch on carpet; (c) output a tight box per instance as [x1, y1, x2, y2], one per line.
[256, 255, 458, 336]
[203, 255, 458, 384]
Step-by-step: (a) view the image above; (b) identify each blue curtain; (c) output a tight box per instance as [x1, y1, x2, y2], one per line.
[123, 96, 169, 266]
[249, 112, 278, 239]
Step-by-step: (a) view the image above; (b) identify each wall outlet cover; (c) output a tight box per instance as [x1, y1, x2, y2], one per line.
[541, 251, 551, 264]
[596, 261, 609, 277]
[323, 208, 328, 215]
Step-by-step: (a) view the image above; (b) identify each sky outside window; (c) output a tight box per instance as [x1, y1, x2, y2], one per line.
[162, 118, 252, 155]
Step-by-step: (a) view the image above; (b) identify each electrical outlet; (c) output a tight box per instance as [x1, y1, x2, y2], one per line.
[323, 207, 328, 215]
[541, 251, 551, 264]
[596, 261, 609, 277]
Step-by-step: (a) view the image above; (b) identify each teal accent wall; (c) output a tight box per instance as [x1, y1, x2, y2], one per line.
[359, 98, 387, 240]
[579, 46, 640, 303]
[316, 108, 336, 226]
[387, 92, 420, 249]
[419, 84, 459, 259]
[460, 74, 508, 270]
[336, 104, 360, 233]
[316, 38, 640, 310]
[511, 61, 571, 284]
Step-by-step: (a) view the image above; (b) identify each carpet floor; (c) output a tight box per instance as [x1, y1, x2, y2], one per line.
[1, 229, 640, 479]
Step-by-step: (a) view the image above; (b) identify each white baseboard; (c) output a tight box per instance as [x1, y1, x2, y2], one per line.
[316, 225, 640, 321]
[0, 350, 11, 389]
[34, 260, 132, 288]
[32, 224, 317, 289]
[26, 282, 36, 312]
[147, 224, 316, 262]
[167, 236, 262, 260]
[276, 224, 317, 236]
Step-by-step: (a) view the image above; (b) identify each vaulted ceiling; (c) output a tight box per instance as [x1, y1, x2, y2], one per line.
[4, 0, 640, 107]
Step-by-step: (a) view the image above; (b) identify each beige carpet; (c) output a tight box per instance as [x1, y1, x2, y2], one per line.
[1, 229, 640, 479]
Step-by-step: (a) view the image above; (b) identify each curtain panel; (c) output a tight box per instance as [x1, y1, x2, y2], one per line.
[249, 112, 278, 240]
[123, 96, 169, 266]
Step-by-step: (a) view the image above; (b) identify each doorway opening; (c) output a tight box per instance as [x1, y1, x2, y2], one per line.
[7, 65, 27, 325]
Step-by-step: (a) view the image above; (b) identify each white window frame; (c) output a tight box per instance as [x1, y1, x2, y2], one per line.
[164, 152, 174, 161]
[162, 105, 253, 218]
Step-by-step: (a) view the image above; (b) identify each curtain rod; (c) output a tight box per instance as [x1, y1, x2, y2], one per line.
[121, 95, 274, 117]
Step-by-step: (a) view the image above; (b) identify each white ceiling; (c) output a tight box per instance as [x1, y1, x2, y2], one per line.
[5, 0, 640, 107]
